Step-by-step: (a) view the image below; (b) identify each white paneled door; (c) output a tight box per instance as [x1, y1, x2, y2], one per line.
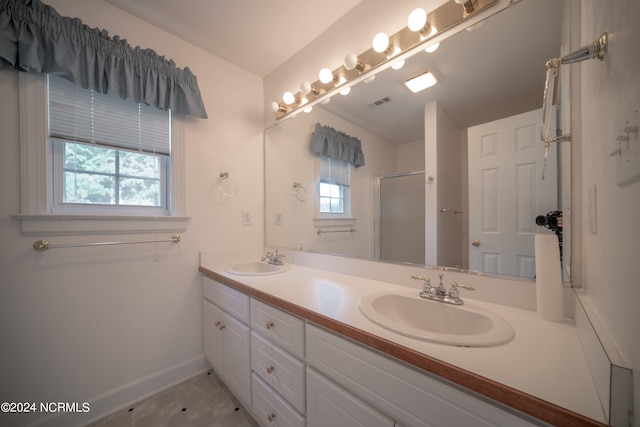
[468, 109, 557, 277]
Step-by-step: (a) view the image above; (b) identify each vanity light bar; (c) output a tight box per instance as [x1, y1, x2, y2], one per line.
[273, 0, 499, 120]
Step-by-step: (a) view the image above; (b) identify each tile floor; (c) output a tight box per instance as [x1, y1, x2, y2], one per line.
[87, 370, 259, 427]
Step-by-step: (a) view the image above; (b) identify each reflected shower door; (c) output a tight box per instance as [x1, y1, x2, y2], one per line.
[377, 172, 425, 264]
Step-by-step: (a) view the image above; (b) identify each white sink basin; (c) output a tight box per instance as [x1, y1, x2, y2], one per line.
[359, 290, 515, 347]
[224, 261, 288, 276]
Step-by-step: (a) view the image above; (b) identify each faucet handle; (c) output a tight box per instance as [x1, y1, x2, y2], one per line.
[449, 281, 475, 299]
[451, 282, 475, 291]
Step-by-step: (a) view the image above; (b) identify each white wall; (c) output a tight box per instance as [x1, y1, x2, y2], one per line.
[0, 1, 264, 425]
[575, 0, 640, 422]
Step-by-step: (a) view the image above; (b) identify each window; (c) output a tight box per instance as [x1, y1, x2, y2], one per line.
[16, 73, 187, 235]
[48, 75, 171, 215]
[318, 156, 350, 216]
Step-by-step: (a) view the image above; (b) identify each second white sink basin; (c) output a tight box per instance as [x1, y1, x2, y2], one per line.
[359, 290, 515, 347]
[224, 261, 288, 276]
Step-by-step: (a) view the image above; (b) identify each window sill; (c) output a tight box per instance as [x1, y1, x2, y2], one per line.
[13, 214, 190, 236]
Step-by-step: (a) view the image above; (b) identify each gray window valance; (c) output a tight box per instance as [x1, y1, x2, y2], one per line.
[0, 0, 208, 118]
[310, 123, 365, 167]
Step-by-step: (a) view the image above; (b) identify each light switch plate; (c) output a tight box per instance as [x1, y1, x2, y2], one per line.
[242, 211, 252, 226]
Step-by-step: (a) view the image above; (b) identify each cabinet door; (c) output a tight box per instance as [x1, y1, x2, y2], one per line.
[307, 368, 394, 427]
[222, 311, 252, 407]
[202, 299, 224, 374]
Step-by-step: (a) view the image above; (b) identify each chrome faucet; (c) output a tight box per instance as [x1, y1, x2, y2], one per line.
[261, 250, 285, 265]
[411, 274, 475, 305]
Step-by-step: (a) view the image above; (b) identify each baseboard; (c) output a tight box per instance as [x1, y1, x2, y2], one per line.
[26, 354, 209, 427]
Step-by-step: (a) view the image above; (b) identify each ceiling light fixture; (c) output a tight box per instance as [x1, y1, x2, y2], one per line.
[271, 0, 498, 120]
[404, 70, 438, 93]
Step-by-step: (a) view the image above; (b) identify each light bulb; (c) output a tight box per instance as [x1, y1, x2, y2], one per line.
[319, 68, 334, 84]
[408, 8, 427, 32]
[300, 81, 312, 95]
[282, 91, 295, 105]
[270, 101, 281, 113]
[343, 53, 358, 71]
[372, 32, 390, 53]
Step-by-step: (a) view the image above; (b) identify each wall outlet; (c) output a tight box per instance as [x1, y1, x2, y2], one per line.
[242, 211, 252, 226]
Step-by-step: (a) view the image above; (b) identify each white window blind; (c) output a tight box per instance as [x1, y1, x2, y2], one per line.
[48, 75, 170, 155]
[319, 157, 350, 187]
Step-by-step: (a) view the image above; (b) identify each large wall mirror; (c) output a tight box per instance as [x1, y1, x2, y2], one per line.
[266, 0, 570, 280]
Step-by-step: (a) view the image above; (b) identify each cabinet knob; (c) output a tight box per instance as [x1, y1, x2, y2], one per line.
[268, 413, 276, 422]
[265, 321, 274, 330]
[471, 239, 481, 247]
[266, 366, 274, 374]
[218, 323, 225, 330]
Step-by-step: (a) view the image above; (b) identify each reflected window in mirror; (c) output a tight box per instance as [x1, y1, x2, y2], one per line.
[317, 156, 350, 217]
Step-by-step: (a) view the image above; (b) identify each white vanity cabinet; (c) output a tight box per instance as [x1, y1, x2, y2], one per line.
[306, 367, 395, 427]
[250, 299, 306, 426]
[202, 277, 252, 406]
[306, 324, 544, 427]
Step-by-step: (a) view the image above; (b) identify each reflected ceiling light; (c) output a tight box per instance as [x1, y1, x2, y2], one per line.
[404, 70, 438, 93]
[320, 97, 331, 105]
[425, 42, 440, 53]
[318, 68, 335, 84]
[344, 53, 367, 73]
[391, 59, 405, 70]
[455, 0, 477, 14]
[338, 77, 351, 95]
[282, 91, 296, 105]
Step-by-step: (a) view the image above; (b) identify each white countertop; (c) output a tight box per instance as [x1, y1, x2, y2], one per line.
[201, 260, 606, 424]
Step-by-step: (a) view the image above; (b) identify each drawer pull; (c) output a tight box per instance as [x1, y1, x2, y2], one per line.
[266, 366, 274, 374]
[214, 321, 221, 326]
[265, 321, 274, 330]
[218, 323, 225, 330]
[268, 413, 276, 422]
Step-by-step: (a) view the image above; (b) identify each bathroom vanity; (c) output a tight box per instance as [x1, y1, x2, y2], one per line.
[200, 253, 606, 427]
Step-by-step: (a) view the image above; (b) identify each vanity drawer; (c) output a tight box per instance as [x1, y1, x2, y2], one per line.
[306, 324, 540, 427]
[202, 276, 250, 324]
[252, 332, 306, 413]
[251, 299, 305, 358]
[252, 373, 305, 427]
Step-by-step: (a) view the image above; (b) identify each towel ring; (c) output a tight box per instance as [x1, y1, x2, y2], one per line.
[217, 172, 238, 197]
[293, 182, 307, 202]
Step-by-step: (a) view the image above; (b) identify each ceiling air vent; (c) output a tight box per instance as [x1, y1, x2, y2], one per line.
[368, 97, 393, 108]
